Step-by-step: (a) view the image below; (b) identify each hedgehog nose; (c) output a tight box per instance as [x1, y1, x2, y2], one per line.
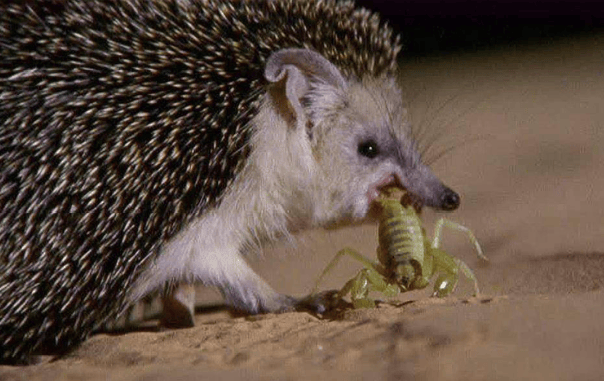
[440, 187, 460, 211]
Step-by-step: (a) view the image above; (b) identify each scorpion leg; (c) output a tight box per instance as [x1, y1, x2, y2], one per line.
[312, 248, 379, 294]
[431, 248, 481, 297]
[428, 247, 461, 297]
[312, 248, 399, 309]
[340, 270, 376, 308]
[432, 218, 488, 262]
[455, 256, 481, 296]
[431, 218, 486, 296]
[348, 268, 401, 308]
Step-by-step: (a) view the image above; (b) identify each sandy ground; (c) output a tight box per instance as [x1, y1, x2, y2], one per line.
[2, 33, 604, 380]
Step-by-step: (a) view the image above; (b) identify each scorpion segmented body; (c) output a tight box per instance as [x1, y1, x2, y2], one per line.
[312, 191, 487, 309]
[377, 198, 427, 292]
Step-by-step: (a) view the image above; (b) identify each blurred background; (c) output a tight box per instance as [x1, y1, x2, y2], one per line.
[358, 0, 604, 57]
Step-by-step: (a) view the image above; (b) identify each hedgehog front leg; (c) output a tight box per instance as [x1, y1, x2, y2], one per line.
[213, 258, 297, 314]
[161, 283, 196, 328]
[130, 211, 298, 316]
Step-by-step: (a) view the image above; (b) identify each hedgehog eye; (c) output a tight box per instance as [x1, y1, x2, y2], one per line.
[358, 139, 380, 159]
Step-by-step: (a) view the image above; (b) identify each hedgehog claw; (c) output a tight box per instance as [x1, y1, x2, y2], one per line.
[295, 290, 351, 316]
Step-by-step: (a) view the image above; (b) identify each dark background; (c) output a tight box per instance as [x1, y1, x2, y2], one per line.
[356, 0, 604, 57]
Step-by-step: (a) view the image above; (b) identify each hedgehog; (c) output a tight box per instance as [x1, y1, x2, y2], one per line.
[0, 0, 461, 364]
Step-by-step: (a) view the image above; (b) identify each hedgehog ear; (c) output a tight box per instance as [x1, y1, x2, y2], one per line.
[264, 49, 347, 128]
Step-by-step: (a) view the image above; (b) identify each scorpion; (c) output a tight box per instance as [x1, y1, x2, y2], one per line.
[312, 190, 487, 309]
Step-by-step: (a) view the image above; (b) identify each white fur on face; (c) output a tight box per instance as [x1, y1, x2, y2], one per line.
[302, 77, 416, 225]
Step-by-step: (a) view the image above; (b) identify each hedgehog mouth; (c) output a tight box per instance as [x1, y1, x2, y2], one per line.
[366, 174, 405, 204]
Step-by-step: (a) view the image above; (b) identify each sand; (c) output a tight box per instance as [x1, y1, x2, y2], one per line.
[2, 33, 604, 381]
